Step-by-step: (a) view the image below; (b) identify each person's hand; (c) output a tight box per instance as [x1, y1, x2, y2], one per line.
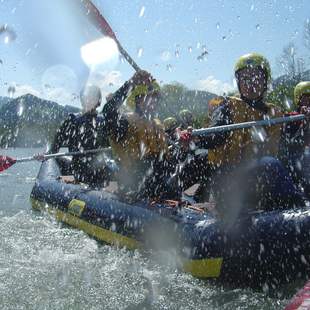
[130, 70, 153, 86]
[300, 106, 310, 120]
[33, 153, 45, 162]
[176, 128, 193, 151]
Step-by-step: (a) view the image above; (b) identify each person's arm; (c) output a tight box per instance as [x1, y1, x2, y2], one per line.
[102, 81, 131, 123]
[195, 101, 232, 149]
[102, 70, 154, 141]
[101, 81, 131, 141]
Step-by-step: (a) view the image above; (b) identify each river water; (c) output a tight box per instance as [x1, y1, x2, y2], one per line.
[0, 148, 292, 309]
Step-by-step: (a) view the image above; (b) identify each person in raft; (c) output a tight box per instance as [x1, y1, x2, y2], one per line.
[178, 53, 305, 220]
[102, 70, 178, 201]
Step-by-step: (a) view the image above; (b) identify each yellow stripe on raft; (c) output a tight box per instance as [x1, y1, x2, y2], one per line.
[31, 198, 141, 250]
[183, 257, 223, 278]
[31, 197, 223, 278]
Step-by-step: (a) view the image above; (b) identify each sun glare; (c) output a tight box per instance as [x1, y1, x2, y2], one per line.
[80, 37, 119, 67]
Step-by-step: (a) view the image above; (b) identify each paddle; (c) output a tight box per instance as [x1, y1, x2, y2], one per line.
[191, 114, 305, 137]
[79, 0, 141, 72]
[0, 148, 108, 173]
[170, 114, 306, 152]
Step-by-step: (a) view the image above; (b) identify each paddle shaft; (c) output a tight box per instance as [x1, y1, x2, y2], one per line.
[16, 148, 110, 163]
[192, 114, 305, 137]
[81, 0, 141, 72]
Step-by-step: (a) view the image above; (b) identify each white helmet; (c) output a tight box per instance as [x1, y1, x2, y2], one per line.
[80, 85, 102, 113]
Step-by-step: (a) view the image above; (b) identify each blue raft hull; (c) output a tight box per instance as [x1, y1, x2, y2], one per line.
[30, 159, 310, 288]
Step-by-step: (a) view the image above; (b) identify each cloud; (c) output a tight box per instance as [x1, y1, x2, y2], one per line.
[197, 76, 235, 95]
[8, 70, 124, 108]
[87, 70, 123, 99]
[13, 84, 41, 98]
[44, 87, 79, 106]
[10, 84, 79, 106]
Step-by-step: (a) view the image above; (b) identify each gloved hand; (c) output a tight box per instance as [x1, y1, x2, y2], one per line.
[130, 70, 153, 86]
[300, 106, 310, 121]
[176, 127, 194, 151]
[33, 153, 46, 162]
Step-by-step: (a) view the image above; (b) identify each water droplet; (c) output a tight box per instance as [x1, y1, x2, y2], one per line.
[237, 15, 241, 20]
[250, 4, 255, 11]
[284, 96, 293, 110]
[0, 24, 16, 44]
[139, 6, 145, 18]
[255, 24, 260, 30]
[188, 46, 192, 53]
[175, 50, 180, 58]
[7, 85, 15, 98]
[17, 104, 24, 116]
[137, 47, 143, 58]
[166, 64, 172, 72]
[222, 36, 227, 40]
[216, 22, 220, 29]
[161, 51, 171, 62]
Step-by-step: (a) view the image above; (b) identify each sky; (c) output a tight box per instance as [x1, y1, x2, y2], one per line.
[0, 0, 309, 108]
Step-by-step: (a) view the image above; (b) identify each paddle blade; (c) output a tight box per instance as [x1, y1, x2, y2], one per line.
[79, 0, 117, 40]
[0, 156, 17, 172]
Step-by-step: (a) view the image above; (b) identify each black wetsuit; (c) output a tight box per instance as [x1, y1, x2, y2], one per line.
[50, 111, 109, 185]
[174, 100, 231, 200]
[279, 114, 310, 195]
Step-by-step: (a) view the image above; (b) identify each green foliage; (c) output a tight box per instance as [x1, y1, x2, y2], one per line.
[267, 84, 295, 111]
[157, 82, 216, 125]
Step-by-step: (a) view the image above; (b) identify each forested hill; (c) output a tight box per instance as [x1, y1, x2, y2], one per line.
[0, 94, 79, 147]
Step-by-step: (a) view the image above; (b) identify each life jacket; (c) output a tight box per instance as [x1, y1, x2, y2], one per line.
[110, 112, 168, 179]
[207, 96, 283, 167]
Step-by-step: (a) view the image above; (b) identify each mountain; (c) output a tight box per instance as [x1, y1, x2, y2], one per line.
[272, 70, 310, 89]
[0, 94, 80, 147]
[0, 96, 11, 109]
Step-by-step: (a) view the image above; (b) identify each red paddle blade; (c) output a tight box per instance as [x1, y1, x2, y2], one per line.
[0, 156, 17, 172]
[80, 0, 117, 40]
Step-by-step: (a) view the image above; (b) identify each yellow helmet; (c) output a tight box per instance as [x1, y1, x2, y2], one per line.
[163, 117, 178, 132]
[294, 81, 310, 106]
[179, 109, 193, 126]
[234, 53, 271, 83]
[127, 80, 160, 110]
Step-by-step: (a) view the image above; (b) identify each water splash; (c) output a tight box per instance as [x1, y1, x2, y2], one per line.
[137, 47, 143, 58]
[0, 24, 16, 44]
[7, 85, 15, 98]
[17, 104, 24, 117]
[139, 6, 146, 18]
[284, 97, 293, 110]
[166, 64, 173, 72]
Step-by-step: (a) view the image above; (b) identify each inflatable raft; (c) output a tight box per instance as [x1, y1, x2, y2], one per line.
[31, 159, 310, 288]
